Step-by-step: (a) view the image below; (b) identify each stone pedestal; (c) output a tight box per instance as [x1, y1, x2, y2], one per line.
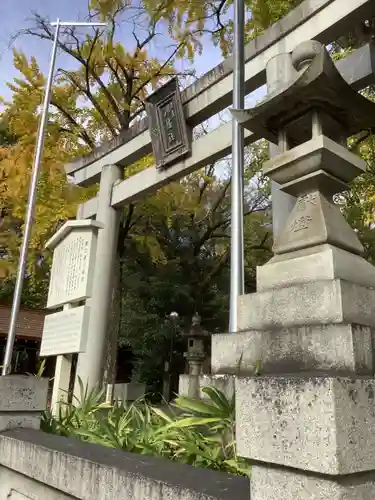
[241, 376, 375, 498]
[229, 282, 375, 499]
[0, 376, 48, 431]
[107, 382, 146, 404]
[237, 376, 375, 475]
[178, 374, 235, 400]
[227, 39, 375, 499]
[212, 322, 374, 377]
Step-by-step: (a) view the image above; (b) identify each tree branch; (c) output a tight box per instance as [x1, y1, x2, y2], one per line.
[198, 248, 230, 289]
[349, 129, 375, 151]
[197, 162, 215, 203]
[213, 0, 228, 31]
[51, 99, 95, 148]
[58, 69, 117, 136]
[21, 17, 121, 135]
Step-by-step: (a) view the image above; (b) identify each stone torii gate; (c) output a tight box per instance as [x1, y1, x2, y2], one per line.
[61, 0, 375, 393]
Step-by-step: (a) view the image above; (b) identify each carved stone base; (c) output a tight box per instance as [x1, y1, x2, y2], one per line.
[238, 279, 375, 331]
[272, 190, 363, 255]
[257, 244, 375, 291]
[0, 376, 48, 432]
[212, 323, 374, 376]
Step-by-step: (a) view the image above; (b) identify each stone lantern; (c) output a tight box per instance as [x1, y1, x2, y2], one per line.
[183, 313, 211, 376]
[231, 40, 375, 284]
[222, 40, 375, 499]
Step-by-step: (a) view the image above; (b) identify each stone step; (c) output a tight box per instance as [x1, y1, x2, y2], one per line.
[238, 279, 375, 331]
[212, 323, 374, 377]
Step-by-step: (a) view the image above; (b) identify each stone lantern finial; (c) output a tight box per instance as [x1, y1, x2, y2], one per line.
[291, 40, 321, 71]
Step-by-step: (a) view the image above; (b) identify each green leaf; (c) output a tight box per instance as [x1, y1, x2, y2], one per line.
[173, 396, 223, 417]
[151, 406, 173, 423]
[223, 459, 252, 477]
[161, 416, 221, 430]
[201, 386, 232, 413]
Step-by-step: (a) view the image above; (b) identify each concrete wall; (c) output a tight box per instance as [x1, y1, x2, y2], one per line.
[0, 467, 71, 500]
[0, 429, 249, 500]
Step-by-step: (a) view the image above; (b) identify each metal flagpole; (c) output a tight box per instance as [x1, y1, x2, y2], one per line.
[2, 19, 107, 376]
[2, 19, 61, 376]
[229, 0, 245, 333]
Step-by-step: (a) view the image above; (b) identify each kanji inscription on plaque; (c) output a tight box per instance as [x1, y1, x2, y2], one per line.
[41, 305, 90, 356]
[145, 78, 191, 169]
[45, 221, 102, 309]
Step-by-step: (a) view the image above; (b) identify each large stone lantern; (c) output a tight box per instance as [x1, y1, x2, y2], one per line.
[218, 40, 375, 499]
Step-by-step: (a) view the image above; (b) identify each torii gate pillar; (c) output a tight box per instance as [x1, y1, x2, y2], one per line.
[74, 164, 122, 395]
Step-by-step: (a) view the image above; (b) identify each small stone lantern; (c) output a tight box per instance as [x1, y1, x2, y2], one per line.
[183, 313, 211, 376]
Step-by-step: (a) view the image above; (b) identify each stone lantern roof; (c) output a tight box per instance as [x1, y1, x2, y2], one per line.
[231, 40, 375, 146]
[182, 313, 211, 339]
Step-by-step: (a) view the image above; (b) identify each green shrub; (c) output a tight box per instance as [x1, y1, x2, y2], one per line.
[41, 382, 250, 477]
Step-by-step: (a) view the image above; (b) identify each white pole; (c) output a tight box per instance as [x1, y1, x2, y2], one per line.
[2, 19, 61, 376]
[2, 19, 107, 376]
[229, 0, 245, 333]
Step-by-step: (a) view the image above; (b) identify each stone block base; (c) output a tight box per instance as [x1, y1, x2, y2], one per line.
[250, 465, 375, 500]
[178, 374, 235, 400]
[0, 414, 43, 432]
[236, 376, 375, 475]
[257, 244, 375, 292]
[212, 323, 374, 376]
[112, 382, 146, 402]
[238, 279, 375, 331]
[0, 376, 48, 431]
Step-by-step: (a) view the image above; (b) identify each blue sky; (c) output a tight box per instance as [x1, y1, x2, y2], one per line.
[0, 0, 224, 102]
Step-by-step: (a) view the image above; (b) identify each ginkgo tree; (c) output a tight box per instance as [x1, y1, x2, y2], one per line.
[142, 0, 304, 55]
[0, 50, 98, 272]
[19, 1, 200, 142]
[0, 0, 200, 279]
[0, 0, 305, 387]
[0, 0, 303, 281]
